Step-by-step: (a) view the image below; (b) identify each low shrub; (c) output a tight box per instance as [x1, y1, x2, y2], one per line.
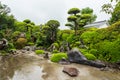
[84, 53, 96, 60]
[73, 41, 81, 47]
[79, 49, 89, 55]
[27, 42, 34, 46]
[35, 50, 45, 54]
[50, 53, 68, 62]
[53, 43, 59, 49]
[8, 43, 15, 49]
[89, 49, 98, 56]
[52, 49, 59, 53]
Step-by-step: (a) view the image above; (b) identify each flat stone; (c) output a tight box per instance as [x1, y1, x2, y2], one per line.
[63, 66, 79, 77]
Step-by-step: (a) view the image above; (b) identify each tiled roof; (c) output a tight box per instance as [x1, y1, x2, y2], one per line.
[84, 20, 109, 28]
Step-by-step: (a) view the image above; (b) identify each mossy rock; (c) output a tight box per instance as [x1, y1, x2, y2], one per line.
[50, 53, 68, 62]
[16, 38, 27, 49]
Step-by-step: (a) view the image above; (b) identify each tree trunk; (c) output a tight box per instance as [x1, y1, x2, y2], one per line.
[74, 21, 77, 36]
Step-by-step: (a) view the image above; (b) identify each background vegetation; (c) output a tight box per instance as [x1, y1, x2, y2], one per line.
[0, 1, 120, 63]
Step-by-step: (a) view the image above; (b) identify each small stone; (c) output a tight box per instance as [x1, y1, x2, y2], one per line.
[43, 52, 49, 59]
[63, 66, 79, 77]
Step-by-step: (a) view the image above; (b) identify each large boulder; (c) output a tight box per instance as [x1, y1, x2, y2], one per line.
[67, 49, 106, 68]
[63, 66, 79, 77]
[0, 38, 8, 50]
[67, 49, 87, 63]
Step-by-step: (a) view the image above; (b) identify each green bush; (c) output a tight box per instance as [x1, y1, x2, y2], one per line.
[89, 49, 98, 56]
[79, 49, 89, 55]
[53, 43, 59, 49]
[52, 49, 59, 53]
[84, 53, 96, 60]
[73, 41, 81, 47]
[50, 53, 68, 62]
[8, 43, 15, 49]
[27, 42, 34, 46]
[35, 50, 45, 54]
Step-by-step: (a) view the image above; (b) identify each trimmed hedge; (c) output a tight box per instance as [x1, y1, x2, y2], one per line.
[50, 53, 68, 62]
[35, 50, 45, 54]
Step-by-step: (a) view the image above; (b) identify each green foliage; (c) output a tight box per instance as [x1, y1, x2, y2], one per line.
[84, 53, 97, 60]
[62, 33, 69, 41]
[0, 2, 15, 31]
[79, 49, 89, 55]
[27, 42, 34, 46]
[8, 43, 15, 49]
[45, 20, 60, 44]
[67, 15, 77, 21]
[35, 50, 45, 54]
[50, 53, 68, 62]
[80, 21, 120, 62]
[110, 2, 120, 24]
[23, 19, 31, 23]
[89, 49, 98, 57]
[52, 49, 59, 53]
[74, 41, 81, 46]
[81, 7, 93, 14]
[53, 43, 59, 49]
[16, 38, 27, 49]
[80, 31, 99, 44]
[66, 7, 97, 36]
[47, 20, 60, 30]
[14, 21, 26, 32]
[68, 8, 80, 15]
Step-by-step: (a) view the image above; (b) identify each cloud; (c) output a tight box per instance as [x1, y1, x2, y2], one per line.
[1, 0, 111, 29]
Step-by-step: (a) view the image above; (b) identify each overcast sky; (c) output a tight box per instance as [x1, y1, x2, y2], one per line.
[1, 0, 111, 29]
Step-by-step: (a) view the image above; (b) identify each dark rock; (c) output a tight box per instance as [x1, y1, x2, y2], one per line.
[59, 58, 70, 65]
[81, 60, 106, 68]
[43, 52, 49, 59]
[63, 66, 79, 77]
[116, 61, 120, 65]
[0, 38, 8, 50]
[67, 49, 106, 68]
[67, 49, 87, 63]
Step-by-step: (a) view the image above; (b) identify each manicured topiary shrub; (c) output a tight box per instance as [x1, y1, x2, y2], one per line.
[35, 50, 45, 54]
[50, 53, 68, 62]
[84, 53, 97, 60]
[16, 38, 27, 49]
